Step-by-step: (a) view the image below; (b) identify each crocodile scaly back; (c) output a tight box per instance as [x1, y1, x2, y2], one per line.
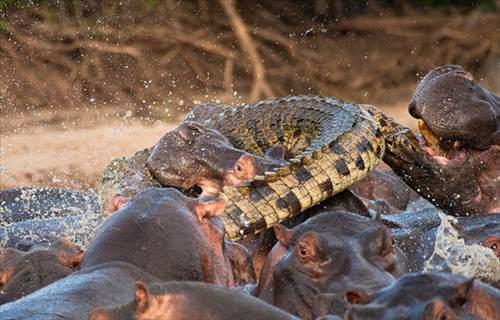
[186, 96, 385, 241]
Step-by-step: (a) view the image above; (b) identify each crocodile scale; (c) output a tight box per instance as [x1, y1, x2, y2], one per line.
[184, 96, 386, 241]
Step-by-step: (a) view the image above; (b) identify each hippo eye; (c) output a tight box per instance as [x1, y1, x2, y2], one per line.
[236, 164, 243, 172]
[490, 243, 498, 250]
[298, 245, 308, 257]
[188, 124, 201, 133]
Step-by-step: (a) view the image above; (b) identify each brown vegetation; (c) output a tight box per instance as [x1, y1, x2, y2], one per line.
[0, 1, 499, 190]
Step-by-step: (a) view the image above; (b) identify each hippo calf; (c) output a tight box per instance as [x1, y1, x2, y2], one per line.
[81, 187, 254, 287]
[0, 237, 83, 304]
[89, 281, 300, 320]
[385, 65, 499, 215]
[100, 121, 285, 213]
[256, 211, 403, 319]
[345, 272, 500, 320]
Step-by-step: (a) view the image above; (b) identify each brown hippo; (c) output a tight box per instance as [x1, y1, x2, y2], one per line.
[255, 211, 403, 319]
[345, 272, 500, 320]
[385, 65, 499, 215]
[242, 189, 371, 281]
[0, 237, 83, 304]
[350, 167, 421, 214]
[0, 261, 160, 319]
[100, 121, 285, 213]
[81, 187, 254, 287]
[89, 281, 300, 320]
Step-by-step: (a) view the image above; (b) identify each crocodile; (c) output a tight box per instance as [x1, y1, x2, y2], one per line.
[99, 96, 387, 241]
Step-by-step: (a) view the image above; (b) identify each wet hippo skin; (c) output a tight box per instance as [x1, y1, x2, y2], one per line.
[81, 187, 253, 287]
[345, 272, 500, 320]
[0, 261, 160, 319]
[89, 281, 300, 320]
[386, 65, 499, 215]
[0, 237, 83, 304]
[255, 211, 401, 319]
[101, 121, 285, 213]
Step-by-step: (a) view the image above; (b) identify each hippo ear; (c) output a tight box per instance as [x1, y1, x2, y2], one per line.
[135, 281, 151, 314]
[58, 251, 84, 269]
[88, 308, 111, 320]
[273, 224, 293, 246]
[345, 289, 371, 305]
[178, 122, 203, 143]
[454, 278, 474, 305]
[192, 198, 225, 223]
[423, 298, 457, 319]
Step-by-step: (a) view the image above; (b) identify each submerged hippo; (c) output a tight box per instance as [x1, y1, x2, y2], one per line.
[385, 65, 499, 215]
[0, 237, 83, 304]
[255, 211, 403, 319]
[81, 187, 254, 287]
[345, 272, 500, 320]
[100, 121, 285, 213]
[89, 281, 299, 320]
[0, 261, 160, 319]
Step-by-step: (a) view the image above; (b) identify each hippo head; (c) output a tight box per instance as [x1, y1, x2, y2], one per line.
[409, 65, 500, 154]
[256, 211, 400, 319]
[146, 121, 284, 196]
[385, 65, 500, 215]
[345, 272, 499, 320]
[0, 237, 83, 304]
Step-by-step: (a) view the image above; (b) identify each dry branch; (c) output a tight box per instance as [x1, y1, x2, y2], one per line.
[219, 0, 274, 101]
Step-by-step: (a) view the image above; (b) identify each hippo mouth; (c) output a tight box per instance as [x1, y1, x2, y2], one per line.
[416, 119, 466, 164]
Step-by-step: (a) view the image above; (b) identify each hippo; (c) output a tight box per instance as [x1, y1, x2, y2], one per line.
[255, 211, 403, 319]
[344, 272, 500, 320]
[100, 121, 285, 213]
[89, 281, 300, 320]
[242, 189, 371, 281]
[81, 187, 254, 287]
[350, 167, 421, 214]
[0, 237, 83, 304]
[385, 65, 499, 215]
[0, 261, 160, 319]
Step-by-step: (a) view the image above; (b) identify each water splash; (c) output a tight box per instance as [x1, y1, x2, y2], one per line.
[0, 187, 103, 250]
[423, 211, 499, 283]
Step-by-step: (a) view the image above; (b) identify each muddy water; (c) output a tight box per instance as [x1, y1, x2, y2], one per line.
[0, 188, 103, 249]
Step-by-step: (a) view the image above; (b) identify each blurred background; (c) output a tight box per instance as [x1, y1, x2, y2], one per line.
[1, 0, 499, 190]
